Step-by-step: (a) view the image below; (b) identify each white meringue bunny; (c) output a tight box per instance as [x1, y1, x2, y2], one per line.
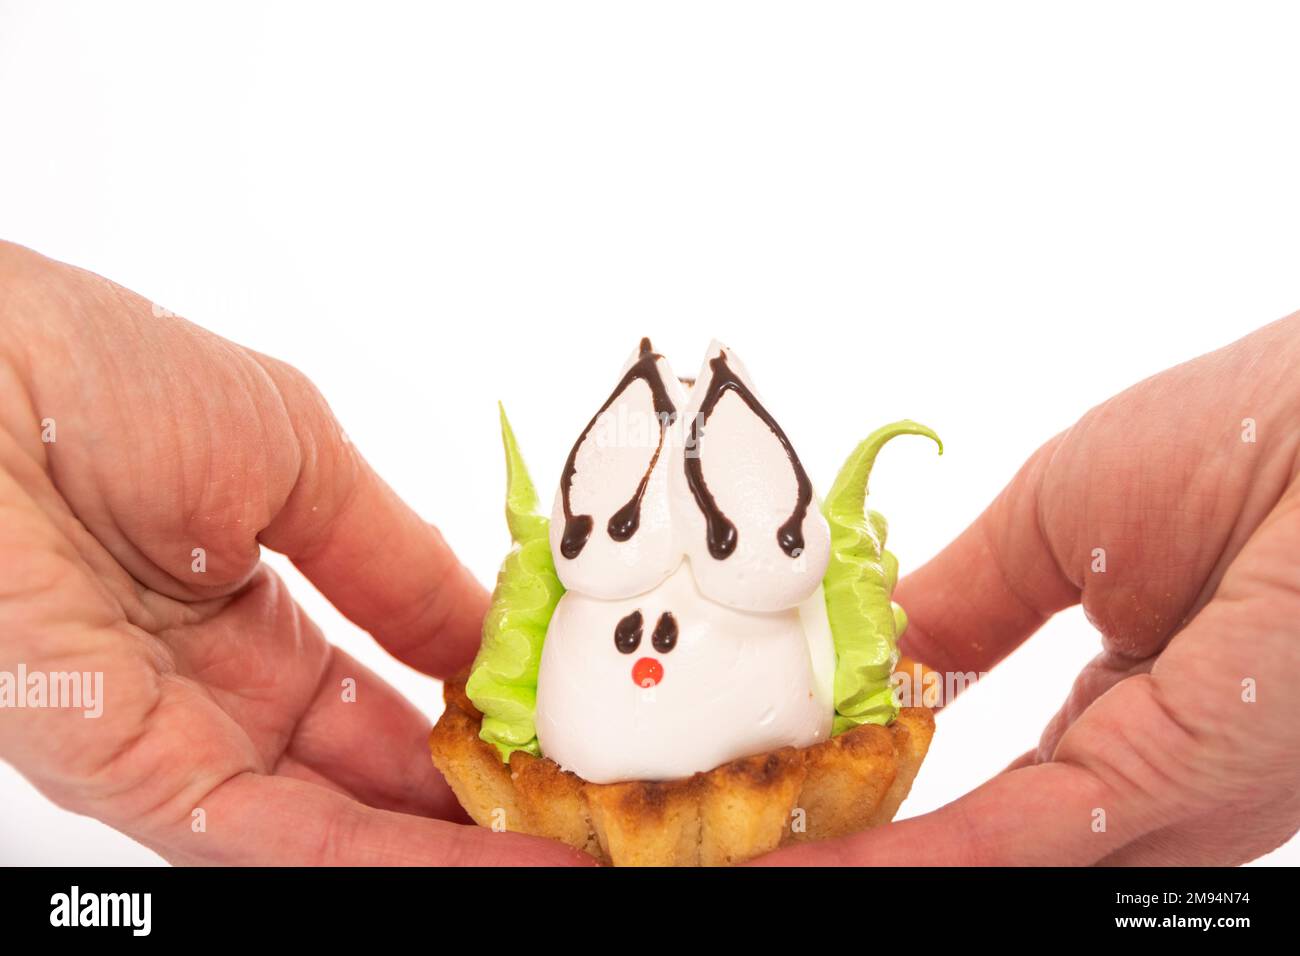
[535, 339, 835, 783]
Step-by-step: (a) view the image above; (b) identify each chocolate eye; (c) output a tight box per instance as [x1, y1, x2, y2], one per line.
[651, 612, 678, 654]
[614, 611, 643, 654]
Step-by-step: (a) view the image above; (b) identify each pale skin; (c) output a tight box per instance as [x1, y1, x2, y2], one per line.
[2, 242, 1297, 866]
[761, 308, 1300, 865]
[0, 241, 592, 865]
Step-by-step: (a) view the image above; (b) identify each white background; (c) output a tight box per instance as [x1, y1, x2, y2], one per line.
[1, 1, 1297, 865]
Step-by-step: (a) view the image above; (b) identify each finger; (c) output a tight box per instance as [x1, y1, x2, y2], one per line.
[161, 565, 465, 820]
[277, 647, 469, 822]
[898, 316, 1300, 678]
[12, 249, 486, 679]
[756, 762, 1129, 866]
[250, 353, 487, 679]
[155, 772, 596, 866]
[1032, 649, 1154, 763]
[895, 436, 1079, 676]
[753, 673, 1202, 866]
[1001, 748, 1038, 773]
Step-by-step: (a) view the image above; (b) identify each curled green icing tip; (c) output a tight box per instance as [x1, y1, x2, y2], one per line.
[822, 420, 941, 734]
[465, 405, 564, 761]
[824, 420, 942, 524]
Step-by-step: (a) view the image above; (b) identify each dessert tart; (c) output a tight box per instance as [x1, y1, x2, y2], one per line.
[430, 339, 941, 866]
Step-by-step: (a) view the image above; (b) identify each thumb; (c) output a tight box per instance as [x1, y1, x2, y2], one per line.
[753, 670, 1201, 866]
[893, 436, 1080, 678]
[154, 772, 597, 866]
[250, 352, 489, 678]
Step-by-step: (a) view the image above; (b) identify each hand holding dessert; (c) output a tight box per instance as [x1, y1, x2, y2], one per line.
[762, 312, 1300, 865]
[0, 241, 592, 865]
[2, 238, 1296, 866]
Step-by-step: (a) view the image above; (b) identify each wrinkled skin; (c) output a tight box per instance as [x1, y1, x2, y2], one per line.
[0, 242, 592, 865]
[4, 241, 1298, 867]
[760, 310, 1300, 865]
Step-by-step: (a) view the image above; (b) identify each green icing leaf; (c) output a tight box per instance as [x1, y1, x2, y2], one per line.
[464, 404, 564, 761]
[822, 420, 941, 735]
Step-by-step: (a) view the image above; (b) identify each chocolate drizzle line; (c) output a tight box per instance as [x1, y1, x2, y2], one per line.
[683, 349, 814, 561]
[614, 610, 643, 654]
[559, 337, 678, 560]
[651, 612, 678, 654]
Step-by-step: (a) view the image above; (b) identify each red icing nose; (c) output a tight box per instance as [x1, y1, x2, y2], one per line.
[632, 657, 663, 688]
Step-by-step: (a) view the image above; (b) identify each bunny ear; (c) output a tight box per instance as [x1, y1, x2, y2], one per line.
[550, 338, 688, 599]
[670, 341, 830, 611]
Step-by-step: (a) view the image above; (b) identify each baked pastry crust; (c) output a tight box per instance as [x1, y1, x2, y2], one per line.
[429, 666, 934, 866]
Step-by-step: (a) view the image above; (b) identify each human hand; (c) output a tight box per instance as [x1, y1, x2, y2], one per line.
[0, 242, 592, 865]
[760, 312, 1300, 865]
